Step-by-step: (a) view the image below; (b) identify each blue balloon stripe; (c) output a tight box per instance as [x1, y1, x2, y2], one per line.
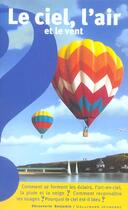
[79, 96, 105, 113]
[32, 116, 53, 123]
[71, 96, 105, 114]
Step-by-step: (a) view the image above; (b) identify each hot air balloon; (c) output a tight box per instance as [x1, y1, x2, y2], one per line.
[52, 39, 124, 137]
[32, 110, 53, 138]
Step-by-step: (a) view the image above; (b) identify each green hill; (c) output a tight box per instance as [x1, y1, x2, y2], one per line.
[18, 153, 128, 173]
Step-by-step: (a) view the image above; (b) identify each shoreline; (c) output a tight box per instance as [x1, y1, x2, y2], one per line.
[19, 171, 128, 176]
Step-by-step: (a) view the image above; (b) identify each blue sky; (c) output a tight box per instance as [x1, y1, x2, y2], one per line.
[0, 0, 128, 166]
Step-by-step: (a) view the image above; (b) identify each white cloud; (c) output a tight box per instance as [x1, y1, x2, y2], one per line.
[1, 132, 111, 146]
[115, 4, 128, 55]
[105, 95, 128, 116]
[45, 139, 128, 157]
[45, 100, 72, 117]
[44, 132, 112, 145]
[116, 139, 128, 150]
[2, 135, 42, 145]
[116, 4, 128, 19]
[8, 23, 33, 50]
[116, 29, 128, 56]
[1, 132, 128, 162]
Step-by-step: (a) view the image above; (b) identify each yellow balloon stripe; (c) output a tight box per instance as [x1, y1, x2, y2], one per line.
[84, 40, 107, 56]
[106, 47, 123, 70]
[59, 39, 123, 71]
[33, 110, 53, 118]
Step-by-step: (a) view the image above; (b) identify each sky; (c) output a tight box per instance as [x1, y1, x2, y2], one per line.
[0, 0, 128, 166]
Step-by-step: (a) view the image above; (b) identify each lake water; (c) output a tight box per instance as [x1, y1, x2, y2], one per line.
[20, 173, 128, 183]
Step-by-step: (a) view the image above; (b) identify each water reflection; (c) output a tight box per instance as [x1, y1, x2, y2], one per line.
[20, 173, 128, 183]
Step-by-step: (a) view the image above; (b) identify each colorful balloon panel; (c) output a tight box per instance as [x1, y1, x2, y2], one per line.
[52, 39, 124, 127]
[32, 110, 53, 135]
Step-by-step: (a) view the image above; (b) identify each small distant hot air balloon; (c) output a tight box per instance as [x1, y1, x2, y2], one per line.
[32, 110, 53, 138]
[52, 39, 124, 137]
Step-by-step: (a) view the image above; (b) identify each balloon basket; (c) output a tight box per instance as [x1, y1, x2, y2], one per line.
[83, 126, 88, 137]
[83, 130, 88, 137]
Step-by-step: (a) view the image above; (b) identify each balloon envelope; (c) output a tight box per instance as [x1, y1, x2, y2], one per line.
[32, 110, 53, 135]
[52, 39, 124, 127]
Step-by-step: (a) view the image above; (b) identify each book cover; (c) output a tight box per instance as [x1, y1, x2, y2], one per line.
[0, 0, 128, 209]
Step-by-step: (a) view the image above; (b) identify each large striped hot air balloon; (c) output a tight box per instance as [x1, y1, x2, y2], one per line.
[32, 110, 53, 138]
[52, 39, 124, 137]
